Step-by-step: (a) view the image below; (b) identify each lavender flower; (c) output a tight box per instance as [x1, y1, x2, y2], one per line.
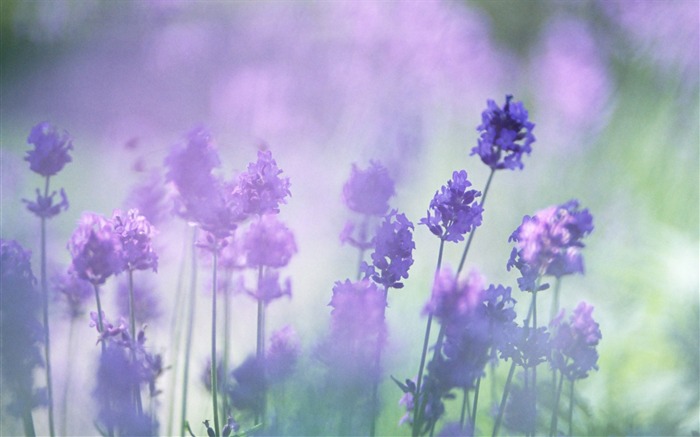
[23, 187, 69, 219]
[481, 284, 518, 353]
[125, 170, 171, 227]
[25, 121, 73, 177]
[67, 212, 122, 285]
[0, 240, 44, 417]
[362, 210, 415, 289]
[89, 311, 129, 345]
[507, 200, 594, 291]
[231, 149, 291, 216]
[420, 170, 483, 242]
[471, 95, 535, 171]
[342, 161, 395, 216]
[243, 215, 298, 268]
[228, 356, 265, 413]
[111, 209, 158, 272]
[424, 267, 484, 323]
[266, 325, 300, 383]
[550, 302, 601, 380]
[244, 270, 292, 304]
[117, 276, 161, 324]
[53, 268, 92, 319]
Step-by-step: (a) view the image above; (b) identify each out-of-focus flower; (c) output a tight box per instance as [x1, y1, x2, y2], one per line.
[23, 187, 69, 219]
[471, 95, 535, 171]
[111, 209, 158, 272]
[68, 212, 122, 286]
[424, 267, 484, 323]
[421, 170, 482, 242]
[222, 416, 240, 437]
[266, 325, 300, 383]
[481, 284, 518, 353]
[362, 210, 415, 289]
[244, 270, 292, 304]
[0, 239, 44, 417]
[125, 170, 171, 227]
[437, 421, 474, 437]
[116, 276, 161, 324]
[504, 382, 536, 435]
[228, 356, 265, 413]
[507, 200, 594, 291]
[342, 161, 395, 216]
[550, 302, 601, 380]
[338, 220, 373, 251]
[89, 311, 129, 345]
[25, 121, 73, 177]
[231, 149, 291, 217]
[53, 268, 92, 319]
[243, 215, 297, 268]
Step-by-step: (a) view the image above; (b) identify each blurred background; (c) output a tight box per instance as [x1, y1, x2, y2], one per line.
[1, 1, 698, 435]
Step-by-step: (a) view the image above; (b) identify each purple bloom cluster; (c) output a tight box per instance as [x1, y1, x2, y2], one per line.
[266, 325, 300, 383]
[507, 200, 594, 291]
[424, 267, 484, 323]
[0, 240, 44, 417]
[68, 212, 123, 286]
[125, 171, 171, 227]
[421, 170, 483, 243]
[25, 121, 73, 177]
[342, 161, 396, 216]
[232, 149, 291, 217]
[243, 214, 297, 268]
[244, 270, 292, 304]
[471, 95, 535, 171]
[362, 210, 415, 289]
[550, 302, 601, 380]
[53, 269, 93, 319]
[24, 188, 69, 219]
[111, 209, 158, 272]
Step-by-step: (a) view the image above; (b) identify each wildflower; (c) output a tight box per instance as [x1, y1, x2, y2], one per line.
[23, 187, 69, 219]
[231, 149, 291, 216]
[0, 240, 44, 417]
[471, 95, 535, 171]
[243, 215, 297, 268]
[228, 356, 265, 413]
[25, 121, 73, 177]
[116, 276, 161, 324]
[243, 270, 292, 304]
[111, 209, 158, 272]
[424, 267, 484, 323]
[266, 325, 300, 382]
[89, 311, 129, 345]
[507, 200, 594, 291]
[125, 170, 171, 227]
[421, 170, 483, 242]
[68, 212, 122, 285]
[481, 284, 518, 353]
[53, 268, 92, 319]
[549, 302, 601, 380]
[342, 161, 395, 216]
[362, 210, 415, 289]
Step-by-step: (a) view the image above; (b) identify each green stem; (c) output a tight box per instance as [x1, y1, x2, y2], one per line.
[568, 380, 575, 437]
[456, 168, 495, 275]
[549, 370, 565, 437]
[23, 406, 36, 437]
[532, 290, 538, 434]
[222, 268, 233, 422]
[369, 288, 389, 437]
[128, 270, 144, 416]
[180, 228, 198, 437]
[492, 360, 516, 437]
[459, 387, 471, 430]
[211, 242, 220, 437]
[471, 376, 481, 433]
[61, 318, 76, 436]
[550, 278, 561, 322]
[93, 284, 106, 355]
[255, 265, 266, 427]
[40, 176, 56, 437]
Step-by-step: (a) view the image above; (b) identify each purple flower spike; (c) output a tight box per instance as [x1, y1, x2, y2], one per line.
[245, 270, 292, 304]
[424, 267, 484, 323]
[342, 161, 396, 216]
[232, 149, 291, 216]
[25, 121, 73, 177]
[420, 170, 483, 242]
[362, 210, 415, 289]
[164, 126, 220, 202]
[23, 187, 69, 219]
[507, 200, 594, 291]
[550, 301, 602, 380]
[266, 325, 300, 382]
[68, 212, 123, 285]
[53, 268, 92, 319]
[243, 215, 298, 268]
[471, 95, 535, 171]
[111, 209, 158, 272]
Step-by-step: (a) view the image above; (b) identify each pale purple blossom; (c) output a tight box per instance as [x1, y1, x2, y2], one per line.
[243, 215, 297, 268]
[25, 121, 73, 177]
[231, 149, 291, 217]
[550, 301, 601, 380]
[68, 212, 122, 285]
[244, 270, 292, 304]
[266, 325, 300, 382]
[421, 170, 482, 242]
[111, 209, 158, 272]
[342, 161, 395, 216]
[424, 267, 484, 323]
[53, 268, 92, 319]
[361, 210, 415, 289]
[23, 187, 69, 219]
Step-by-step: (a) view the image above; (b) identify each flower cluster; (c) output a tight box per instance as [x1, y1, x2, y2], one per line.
[232, 149, 291, 217]
[507, 200, 594, 291]
[266, 325, 300, 382]
[25, 121, 73, 177]
[342, 161, 395, 216]
[244, 270, 292, 304]
[550, 302, 601, 380]
[471, 95, 535, 171]
[421, 170, 483, 242]
[243, 214, 297, 268]
[362, 210, 415, 289]
[24, 188, 69, 219]
[53, 269, 93, 319]
[68, 212, 123, 286]
[111, 209, 158, 272]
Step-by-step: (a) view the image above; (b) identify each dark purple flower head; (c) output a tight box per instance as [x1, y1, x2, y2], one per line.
[471, 95, 535, 171]
[53, 268, 92, 319]
[507, 200, 593, 291]
[421, 170, 483, 242]
[550, 301, 601, 380]
[266, 325, 300, 383]
[68, 212, 123, 285]
[243, 215, 297, 268]
[342, 161, 395, 216]
[228, 356, 266, 413]
[25, 121, 73, 177]
[424, 267, 484, 323]
[362, 210, 415, 289]
[231, 149, 291, 216]
[111, 209, 158, 272]
[244, 270, 292, 304]
[23, 187, 69, 219]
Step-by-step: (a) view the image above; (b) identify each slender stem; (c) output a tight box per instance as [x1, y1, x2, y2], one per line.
[369, 288, 389, 437]
[532, 290, 538, 434]
[550, 277, 562, 322]
[128, 270, 144, 416]
[222, 268, 232, 422]
[22, 407, 36, 437]
[211, 242, 221, 437]
[355, 217, 369, 280]
[492, 360, 516, 437]
[180, 228, 198, 437]
[471, 376, 481, 433]
[456, 169, 495, 275]
[93, 284, 106, 355]
[255, 265, 266, 426]
[39, 176, 55, 437]
[61, 318, 76, 436]
[459, 387, 470, 430]
[568, 380, 575, 437]
[549, 370, 565, 437]
[166, 223, 191, 437]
